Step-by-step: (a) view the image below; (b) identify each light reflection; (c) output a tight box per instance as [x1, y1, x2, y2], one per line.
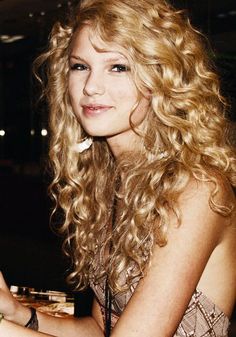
[41, 129, 48, 137]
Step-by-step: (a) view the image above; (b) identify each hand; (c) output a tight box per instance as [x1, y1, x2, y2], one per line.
[0, 271, 30, 325]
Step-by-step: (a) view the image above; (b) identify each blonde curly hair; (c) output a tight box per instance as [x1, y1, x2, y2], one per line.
[35, 0, 236, 293]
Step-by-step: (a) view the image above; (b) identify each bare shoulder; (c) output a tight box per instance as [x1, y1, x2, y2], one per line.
[163, 175, 236, 317]
[178, 174, 235, 207]
[173, 175, 236, 237]
[181, 176, 236, 316]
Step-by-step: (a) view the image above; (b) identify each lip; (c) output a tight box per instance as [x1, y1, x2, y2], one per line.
[82, 104, 113, 117]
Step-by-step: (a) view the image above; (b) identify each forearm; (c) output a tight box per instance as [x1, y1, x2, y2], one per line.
[5, 302, 104, 337]
[5, 298, 104, 337]
[37, 311, 104, 337]
[0, 318, 54, 337]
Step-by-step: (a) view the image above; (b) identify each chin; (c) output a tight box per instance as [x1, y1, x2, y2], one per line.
[82, 123, 114, 137]
[84, 128, 109, 138]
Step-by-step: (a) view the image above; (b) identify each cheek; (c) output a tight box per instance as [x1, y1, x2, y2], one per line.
[68, 80, 75, 102]
[111, 84, 133, 101]
[112, 81, 138, 107]
[112, 76, 137, 98]
[68, 81, 82, 118]
[68, 77, 83, 100]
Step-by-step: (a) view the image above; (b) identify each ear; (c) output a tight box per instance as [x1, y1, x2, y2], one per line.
[144, 89, 152, 100]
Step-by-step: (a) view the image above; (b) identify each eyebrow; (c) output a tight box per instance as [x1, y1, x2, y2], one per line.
[69, 54, 128, 63]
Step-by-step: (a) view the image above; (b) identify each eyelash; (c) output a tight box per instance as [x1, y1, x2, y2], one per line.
[70, 63, 130, 73]
[111, 64, 130, 72]
[70, 64, 88, 71]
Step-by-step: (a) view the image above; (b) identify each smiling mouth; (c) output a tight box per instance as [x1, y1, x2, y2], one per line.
[82, 105, 113, 116]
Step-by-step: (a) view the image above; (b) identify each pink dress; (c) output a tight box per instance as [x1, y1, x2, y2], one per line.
[90, 276, 230, 337]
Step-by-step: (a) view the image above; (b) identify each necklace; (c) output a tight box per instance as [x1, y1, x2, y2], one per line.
[105, 193, 117, 337]
[105, 278, 112, 337]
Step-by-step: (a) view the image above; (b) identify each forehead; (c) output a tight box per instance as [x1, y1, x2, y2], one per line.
[70, 25, 128, 60]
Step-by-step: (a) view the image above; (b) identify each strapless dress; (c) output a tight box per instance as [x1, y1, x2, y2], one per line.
[90, 279, 230, 337]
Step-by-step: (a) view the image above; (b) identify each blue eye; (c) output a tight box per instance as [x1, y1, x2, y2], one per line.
[70, 63, 88, 71]
[112, 64, 130, 72]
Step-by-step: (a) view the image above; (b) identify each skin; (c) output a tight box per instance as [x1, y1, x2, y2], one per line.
[68, 25, 150, 157]
[111, 180, 236, 336]
[0, 25, 235, 337]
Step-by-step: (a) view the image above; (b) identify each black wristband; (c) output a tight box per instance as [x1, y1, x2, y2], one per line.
[25, 307, 39, 331]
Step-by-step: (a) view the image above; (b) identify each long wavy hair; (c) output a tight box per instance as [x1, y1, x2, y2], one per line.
[35, 0, 236, 293]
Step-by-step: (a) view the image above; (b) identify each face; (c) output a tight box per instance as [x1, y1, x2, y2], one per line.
[68, 25, 150, 155]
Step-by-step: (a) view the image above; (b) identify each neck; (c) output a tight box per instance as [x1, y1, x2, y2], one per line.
[106, 129, 142, 158]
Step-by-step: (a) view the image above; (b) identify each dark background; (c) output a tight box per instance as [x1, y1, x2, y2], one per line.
[0, 0, 82, 292]
[0, 0, 235, 329]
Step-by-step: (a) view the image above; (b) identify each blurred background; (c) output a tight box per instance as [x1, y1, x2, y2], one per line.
[0, 0, 235, 328]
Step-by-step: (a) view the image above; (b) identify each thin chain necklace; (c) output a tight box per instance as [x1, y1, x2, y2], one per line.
[105, 278, 112, 337]
[105, 192, 117, 337]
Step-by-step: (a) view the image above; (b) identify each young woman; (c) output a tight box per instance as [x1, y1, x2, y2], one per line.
[0, 0, 235, 336]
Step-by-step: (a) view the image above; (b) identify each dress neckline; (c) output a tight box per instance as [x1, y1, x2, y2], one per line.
[195, 288, 230, 322]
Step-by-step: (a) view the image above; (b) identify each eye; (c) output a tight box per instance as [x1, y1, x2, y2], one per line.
[111, 64, 130, 73]
[70, 63, 88, 71]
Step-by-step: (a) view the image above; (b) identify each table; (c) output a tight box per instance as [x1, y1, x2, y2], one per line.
[10, 286, 74, 317]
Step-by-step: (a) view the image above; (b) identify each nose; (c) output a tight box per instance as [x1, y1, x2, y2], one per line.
[83, 71, 105, 96]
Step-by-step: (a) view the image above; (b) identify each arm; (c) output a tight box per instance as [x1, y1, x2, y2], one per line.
[35, 311, 104, 337]
[0, 311, 103, 337]
[0, 319, 54, 337]
[111, 179, 235, 337]
[0, 274, 104, 337]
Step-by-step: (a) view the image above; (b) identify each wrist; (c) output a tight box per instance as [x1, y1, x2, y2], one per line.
[5, 301, 31, 327]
